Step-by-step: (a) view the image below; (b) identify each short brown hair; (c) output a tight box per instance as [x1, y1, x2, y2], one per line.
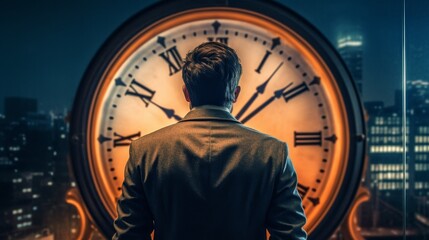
[182, 42, 242, 109]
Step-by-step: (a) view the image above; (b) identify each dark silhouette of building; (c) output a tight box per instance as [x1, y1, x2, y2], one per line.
[337, 33, 363, 95]
[360, 80, 429, 238]
[0, 97, 79, 240]
[407, 80, 429, 234]
[4, 97, 37, 122]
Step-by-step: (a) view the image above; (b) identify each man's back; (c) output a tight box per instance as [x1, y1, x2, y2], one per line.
[113, 108, 307, 240]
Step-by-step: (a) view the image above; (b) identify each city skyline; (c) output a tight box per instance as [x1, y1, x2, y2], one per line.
[1, 0, 427, 113]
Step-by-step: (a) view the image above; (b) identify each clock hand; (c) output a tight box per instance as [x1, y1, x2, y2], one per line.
[235, 62, 284, 120]
[149, 100, 183, 121]
[124, 79, 183, 121]
[240, 82, 293, 124]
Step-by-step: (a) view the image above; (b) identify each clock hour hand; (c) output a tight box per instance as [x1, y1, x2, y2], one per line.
[240, 82, 293, 124]
[235, 62, 284, 120]
[125, 79, 183, 121]
[149, 100, 183, 121]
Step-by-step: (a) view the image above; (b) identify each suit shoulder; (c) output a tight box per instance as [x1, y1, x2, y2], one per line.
[131, 123, 179, 147]
[235, 124, 290, 171]
[237, 124, 287, 148]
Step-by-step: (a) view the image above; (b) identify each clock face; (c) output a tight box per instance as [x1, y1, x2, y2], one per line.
[71, 2, 365, 239]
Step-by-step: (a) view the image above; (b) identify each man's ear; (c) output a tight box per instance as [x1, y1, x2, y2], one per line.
[233, 86, 241, 103]
[182, 85, 191, 102]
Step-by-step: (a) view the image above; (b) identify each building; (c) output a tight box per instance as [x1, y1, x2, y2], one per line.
[407, 80, 429, 229]
[361, 80, 429, 236]
[4, 97, 37, 122]
[337, 32, 363, 96]
[0, 97, 79, 239]
[363, 101, 405, 229]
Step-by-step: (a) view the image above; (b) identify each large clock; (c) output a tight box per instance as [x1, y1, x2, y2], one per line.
[70, 0, 366, 239]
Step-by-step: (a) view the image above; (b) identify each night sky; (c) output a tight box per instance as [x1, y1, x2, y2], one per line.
[0, 0, 427, 113]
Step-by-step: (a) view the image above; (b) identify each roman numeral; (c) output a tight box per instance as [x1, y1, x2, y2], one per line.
[113, 132, 141, 147]
[294, 131, 322, 147]
[207, 37, 229, 45]
[297, 183, 309, 198]
[308, 197, 320, 206]
[125, 79, 156, 107]
[255, 37, 281, 74]
[255, 50, 272, 74]
[282, 82, 309, 102]
[158, 46, 183, 76]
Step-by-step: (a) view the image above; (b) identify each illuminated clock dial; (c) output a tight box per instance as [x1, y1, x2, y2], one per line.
[71, 1, 365, 239]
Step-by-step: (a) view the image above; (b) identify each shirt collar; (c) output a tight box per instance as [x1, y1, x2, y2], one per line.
[180, 105, 240, 123]
[191, 104, 231, 113]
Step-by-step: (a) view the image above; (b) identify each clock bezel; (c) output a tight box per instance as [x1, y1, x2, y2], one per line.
[70, 0, 366, 238]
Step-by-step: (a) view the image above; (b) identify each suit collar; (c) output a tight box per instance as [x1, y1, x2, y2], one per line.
[180, 107, 241, 123]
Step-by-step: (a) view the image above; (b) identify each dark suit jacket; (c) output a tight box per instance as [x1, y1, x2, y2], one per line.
[113, 107, 307, 240]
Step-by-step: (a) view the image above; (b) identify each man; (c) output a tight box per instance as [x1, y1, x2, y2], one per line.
[113, 42, 307, 240]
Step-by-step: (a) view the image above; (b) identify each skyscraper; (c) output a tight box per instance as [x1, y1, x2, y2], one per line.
[407, 80, 429, 228]
[337, 32, 363, 96]
[0, 97, 79, 239]
[363, 101, 405, 230]
[360, 80, 429, 237]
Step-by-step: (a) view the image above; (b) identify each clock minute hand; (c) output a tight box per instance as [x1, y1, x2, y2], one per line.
[235, 62, 284, 120]
[240, 82, 293, 124]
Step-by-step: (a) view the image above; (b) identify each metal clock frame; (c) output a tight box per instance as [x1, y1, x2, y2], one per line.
[70, 0, 366, 238]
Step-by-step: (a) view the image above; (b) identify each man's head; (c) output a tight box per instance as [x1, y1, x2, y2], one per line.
[182, 42, 242, 110]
